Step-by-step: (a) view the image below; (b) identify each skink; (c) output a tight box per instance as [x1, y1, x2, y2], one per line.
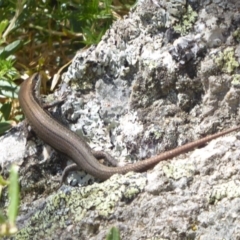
[18, 73, 240, 180]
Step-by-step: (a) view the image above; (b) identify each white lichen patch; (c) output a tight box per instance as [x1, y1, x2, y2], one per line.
[0, 128, 26, 165]
[118, 112, 143, 142]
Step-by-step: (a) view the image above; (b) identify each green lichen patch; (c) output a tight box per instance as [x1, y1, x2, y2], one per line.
[233, 28, 240, 43]
[173, 6, 198, 35]
[162, 162, 195, 180]
[15, 173, 147, 239]
[231, 74, 240, 86]
[215, 47, 239, 74]
[208, 180, 240, 204]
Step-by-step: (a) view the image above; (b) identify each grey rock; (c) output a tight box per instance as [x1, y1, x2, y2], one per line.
[2, 0, 240, 239]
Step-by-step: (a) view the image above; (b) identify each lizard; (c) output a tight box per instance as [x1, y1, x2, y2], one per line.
[18, 73, 240, 181]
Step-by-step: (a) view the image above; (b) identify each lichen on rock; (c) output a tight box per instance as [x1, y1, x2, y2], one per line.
[16, 173, 147, 239]
[4, 0, 240, 239]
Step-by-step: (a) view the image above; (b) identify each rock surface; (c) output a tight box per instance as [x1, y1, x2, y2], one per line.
[1, 0, 240, 239]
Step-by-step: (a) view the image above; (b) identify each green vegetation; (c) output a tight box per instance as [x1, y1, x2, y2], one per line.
[0, 165, 19, 236]
[0, 0, 136, 136]
[106, 226, 121, 240]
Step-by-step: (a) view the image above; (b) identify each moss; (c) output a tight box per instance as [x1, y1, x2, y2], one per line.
[215, 47, 239, 74]
[173, 5, 198, 35]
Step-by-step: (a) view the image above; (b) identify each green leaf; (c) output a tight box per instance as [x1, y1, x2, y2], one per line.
[0, 79, 17, 87]
[106, 227, 121, 240]
[14, 114, 24, 122]
[0, 80, 19, 98]
[0, 58, 19, 81]
[7, 165, 19, 225]
[0, 121, 12, 135]
[0, 40, 23, 59]
[0, 102, 12, 120]
[0, 20, 9, 37]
